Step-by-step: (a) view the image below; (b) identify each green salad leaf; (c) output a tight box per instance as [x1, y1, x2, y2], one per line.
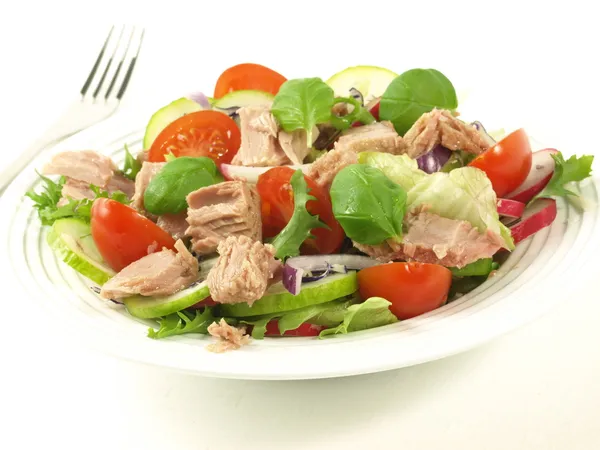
[271, 169, 328, 260]
[379, 68, 458, 135]
[148, 308, 217, 340]
[144, 156, 223, 215]
[440, 151, 477, 173]
[122, 144, 142, 181]
[319, 297, 398, 338]
[330, 164, 407, 245]
[449, 258, 498, 277]
[358, 152, 427, 191]
[407, 167, 514, 250]
[533, 152, 594, 203]
[26, 173, 66, 226]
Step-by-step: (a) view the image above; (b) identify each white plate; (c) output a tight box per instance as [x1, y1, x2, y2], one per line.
[1, 109, 599, 381]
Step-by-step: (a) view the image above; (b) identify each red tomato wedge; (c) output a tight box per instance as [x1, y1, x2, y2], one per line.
[264, 321, 325, 337]
[214, 63, 287, 98]
[358, 262, 452, 320]
[91, 199, 176, 272]
[256, 167, 344, 254]
[148, 111, 241, 165]
[468, 128, 532, 197]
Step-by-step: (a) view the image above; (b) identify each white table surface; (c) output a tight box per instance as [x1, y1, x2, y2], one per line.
[2, 4, 600, 449]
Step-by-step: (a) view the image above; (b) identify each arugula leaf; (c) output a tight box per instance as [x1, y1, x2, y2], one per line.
[533, 152, 594, 202]
[25, 173, 66, 226]
[330, 164, 407, 245]
[148, 308, 216, 340]
[319, 297, 398, 338]
[122, 144, 142, 181]
[379, 68, 458, 135]
[271, 78, 335, 146]
[144, 156, 223, 215]
[271, 170, 328, 259]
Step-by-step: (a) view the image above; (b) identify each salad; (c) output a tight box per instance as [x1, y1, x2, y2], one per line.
[27, 63, 594, 352]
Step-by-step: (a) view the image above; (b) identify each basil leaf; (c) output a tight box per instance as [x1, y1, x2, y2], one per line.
[330, 164, 407, 245]
[379, 68, 458, 135]
[271, 78, 335, 146]
[144, 156, 223, 215]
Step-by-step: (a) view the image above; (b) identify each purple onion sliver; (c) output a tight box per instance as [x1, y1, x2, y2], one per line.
[188, 92, 212, 110]
[302, 264, 331, 282]
[417, 145, 451, 174]
[282, 264, 303, 296]
[470, 121, 496, 146]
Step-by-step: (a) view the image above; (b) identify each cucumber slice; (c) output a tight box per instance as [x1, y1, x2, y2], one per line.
[143, 98, 204, 149]
[124, 280, 210, 319]
[219, 272, 358, 317]
[326, 66, 398, 102]
[212, 90, 274, 110]
[47, 218, 115, 285]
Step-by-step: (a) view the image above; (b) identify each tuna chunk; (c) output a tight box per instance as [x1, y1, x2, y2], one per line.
[157, 212, 189, 240]
[43, 150, 118, 187]
[231, 106, 290, 166]
[334, 121, 406, 154]
[186, 181, 261, 255]
[354, 211, 503, 268]
[100, 240, 198, 299]
[207, 235, 281, 305]
[403, 109, 490, 159]
[131, 162, 165, 213]
[308, 148, 358, 190]
[278, 129, 315, 165]
[107, 173, 135, 198]
[206, 319, 250, 353]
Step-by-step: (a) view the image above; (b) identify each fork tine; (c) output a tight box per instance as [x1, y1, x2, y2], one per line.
[80, 26, 114, 96]
[105, 27, 136, 100]
[116, 28, 145, 100]
[92, 25, 125, 99]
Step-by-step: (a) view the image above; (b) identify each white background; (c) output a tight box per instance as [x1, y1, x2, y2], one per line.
[1, 2, 600, 449]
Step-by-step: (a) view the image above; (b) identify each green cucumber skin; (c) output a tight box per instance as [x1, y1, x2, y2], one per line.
[220, 272, 358, 317]
[212, 90, 274, 109]
[143, 98, 204, 149]
[124, 281, 210, 319]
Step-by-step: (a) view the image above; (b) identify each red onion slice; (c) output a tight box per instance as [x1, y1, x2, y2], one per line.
[417, 145, 452, 173]
[187, 92, 212, 110]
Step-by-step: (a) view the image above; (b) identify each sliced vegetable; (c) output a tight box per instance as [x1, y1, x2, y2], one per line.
[124, 280, 210, 319]
[143, 156, 223, 215]
[416, 145, 452, 174]
[122, 144, 142, 181]
[326, 65, 398, 102]
[257, 167, 344, 256]
[148, 111, 241, 165]
[468, 128, 532, 197]
[91, 198, 176, 272]
[505, 148, 558, 203]
[270, 170, 329, 259]
[330, 164, 407, 245]
[358, 262, 452, 320]
[211, 89, 274, 114]
[220, 163, 311, 183]
[143, 97, 204, 150]
[532, 152, 594, 203]
[497, 198, 526, 219]
[219, 271, 358, 317]
[213, 63, 287, 98]
[379, 68, 458, 135]
[148, 307, 216, 339]
[47, 218, 115, 285]
[187, 92, 212, 109]
[282, 254, 379, 295]
[449, 258, 497, 277]
[358, 152, 427, 191]
[509, 198, 557, 244]
[407, 167, 515, 251]
[319, 297, 398, 337]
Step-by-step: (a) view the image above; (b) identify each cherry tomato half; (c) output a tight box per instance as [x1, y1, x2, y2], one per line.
[91, 199, 176, 272]
[358, 262, 452, 320]
[148, 111, 241, 165]
[256, 167, 344, 254]
[214, 63, 287, 98]
[468, 128, 532, 198]
[264, 321, 324, 337]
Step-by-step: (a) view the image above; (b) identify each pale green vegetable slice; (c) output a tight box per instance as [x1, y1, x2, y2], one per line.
[124, 281, 210, 319]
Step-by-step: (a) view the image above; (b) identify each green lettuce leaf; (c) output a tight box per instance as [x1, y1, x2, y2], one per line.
[271, 169, 328, 259]
[148, 308, 217, 339]
[407, 167, 514, 250]
[319, 297, 398, 337]
[358, 152, 427, 191]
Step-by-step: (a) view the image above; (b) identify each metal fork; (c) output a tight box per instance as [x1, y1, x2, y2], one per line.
[0, 25, 145, 194]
